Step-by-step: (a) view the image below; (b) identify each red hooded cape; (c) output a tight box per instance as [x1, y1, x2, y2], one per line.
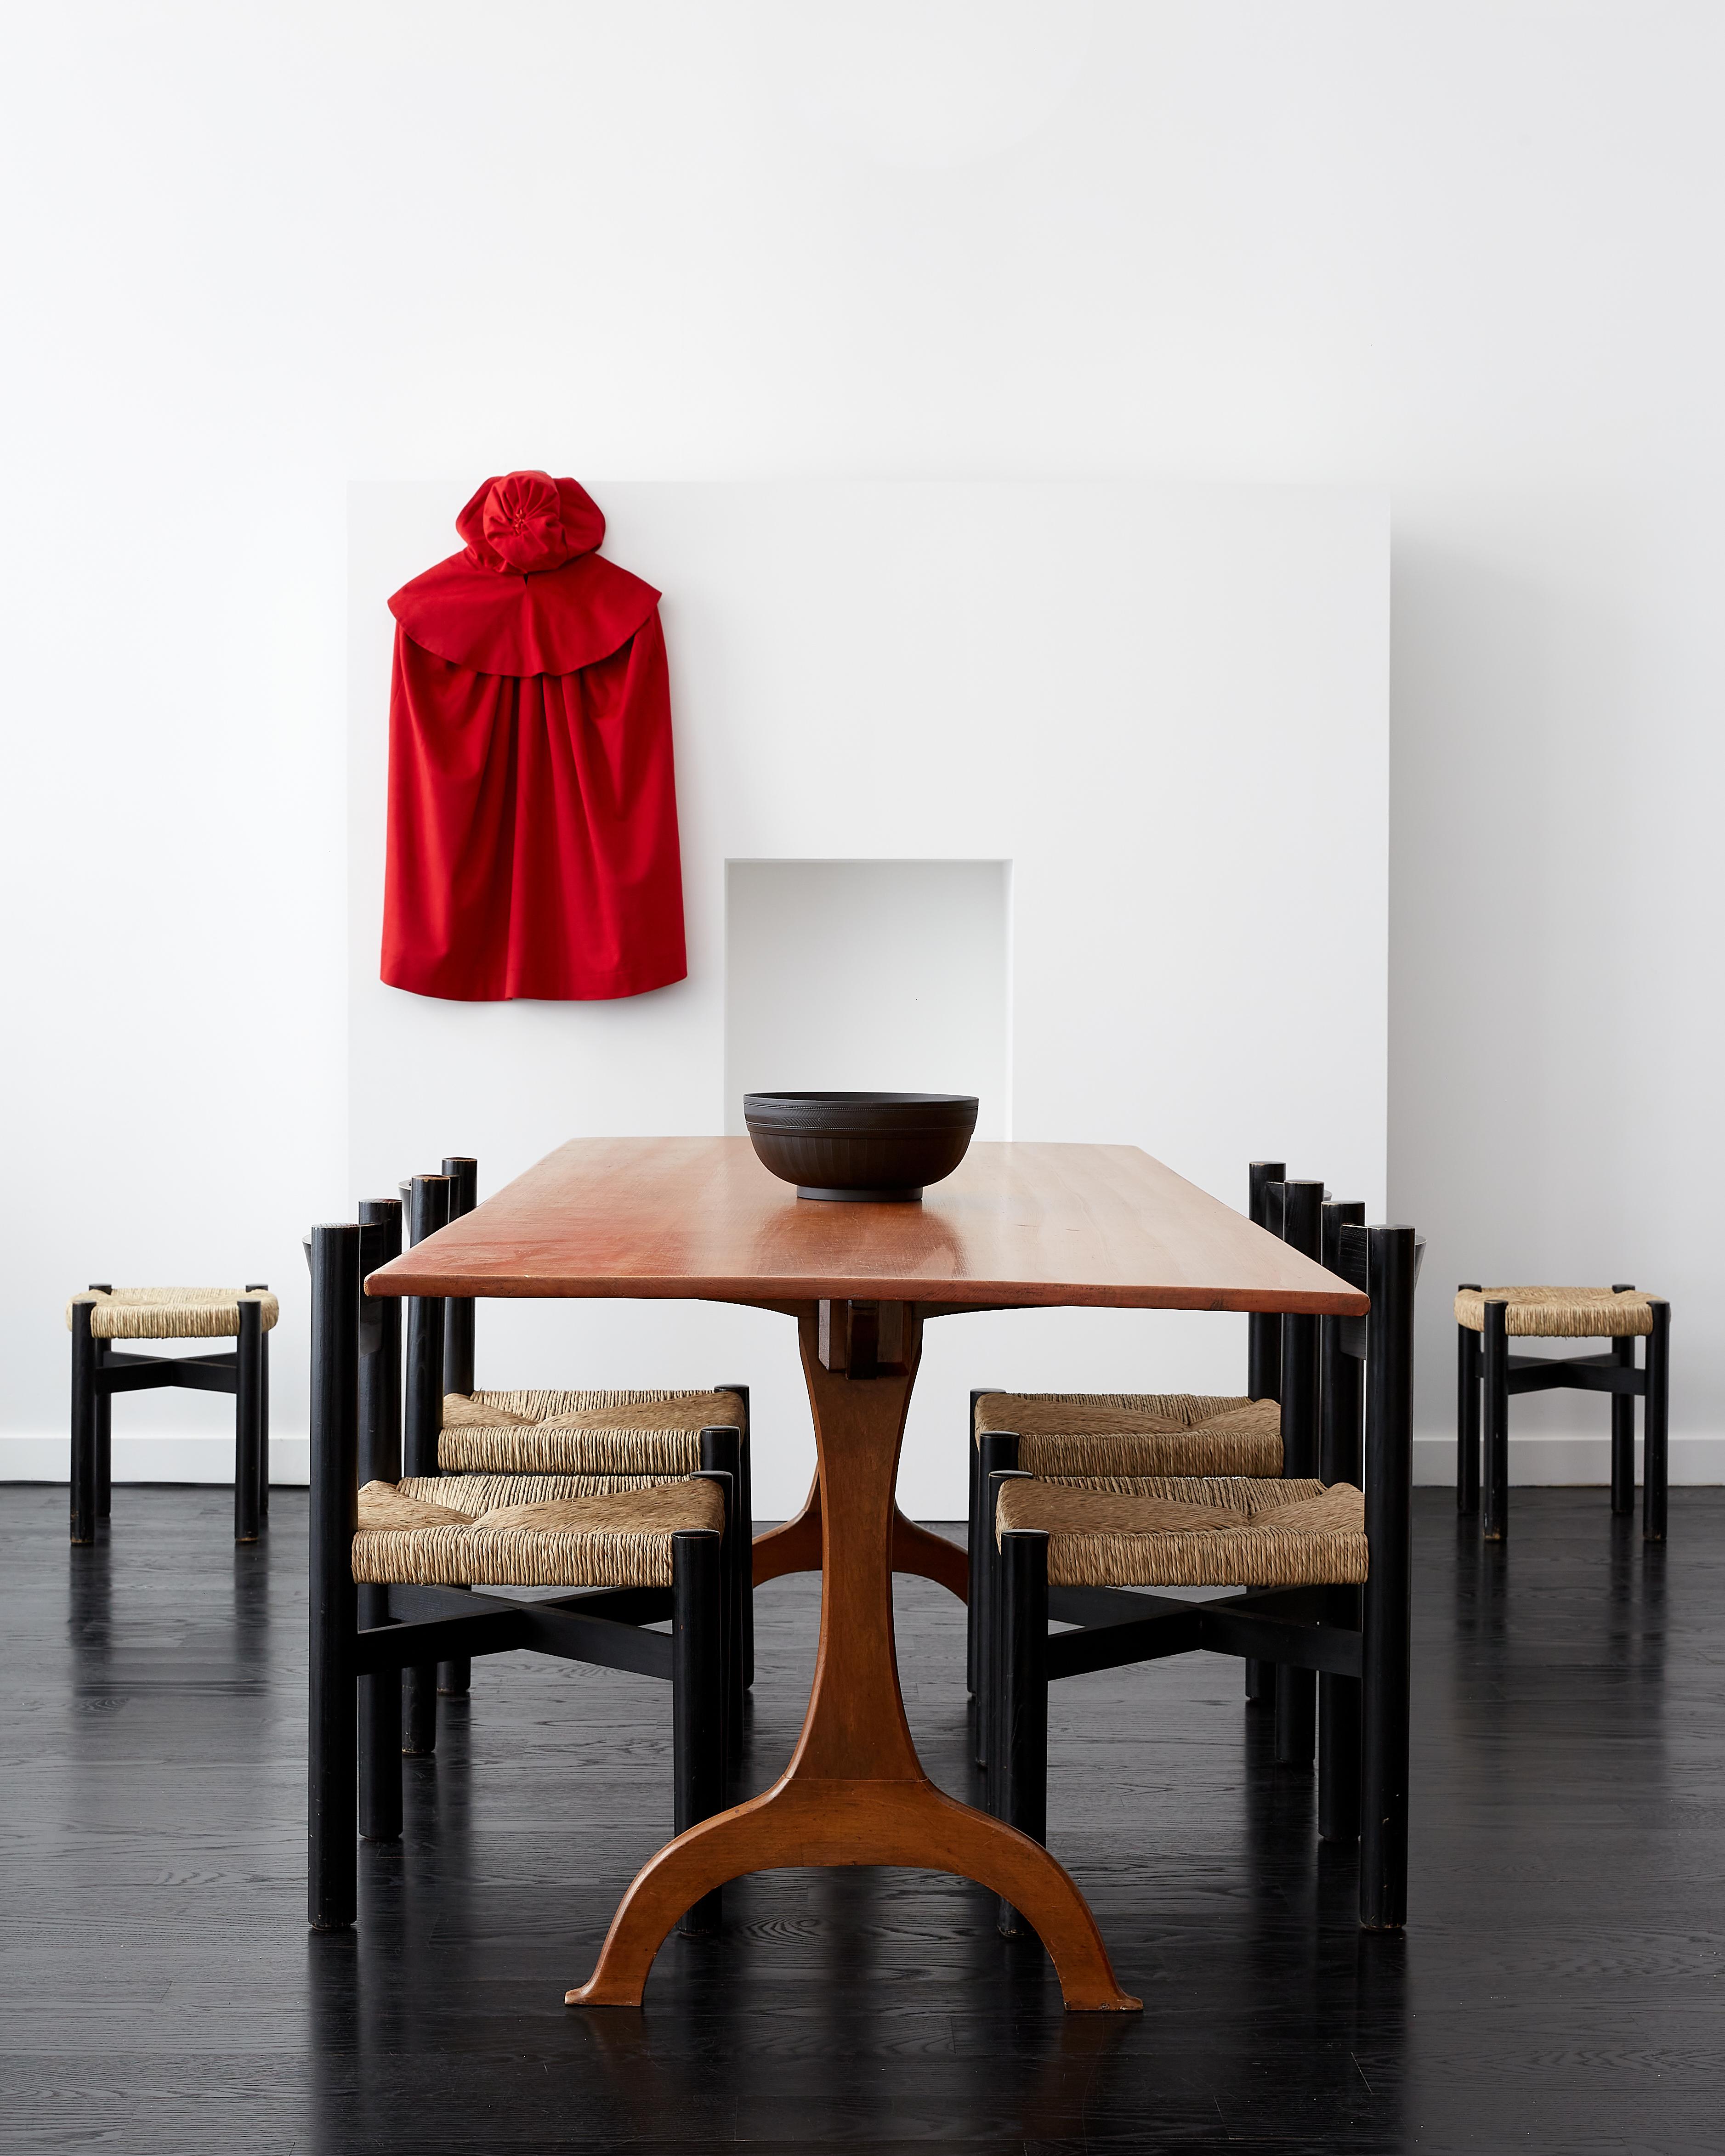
[381, 472, 687, 1001]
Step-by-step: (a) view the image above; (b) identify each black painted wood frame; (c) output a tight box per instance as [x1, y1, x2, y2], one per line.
[1457, 1284, 1671, 1544]
[70, 1283, 271, 1546]
[307, 1217, 737, 1936]
[986, 1220, 1417, 1935]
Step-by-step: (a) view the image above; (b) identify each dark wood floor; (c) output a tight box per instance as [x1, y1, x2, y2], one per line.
[1, 1486, 1719, 2154]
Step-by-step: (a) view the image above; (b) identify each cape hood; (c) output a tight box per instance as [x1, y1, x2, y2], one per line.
[389, 471, 660, 676]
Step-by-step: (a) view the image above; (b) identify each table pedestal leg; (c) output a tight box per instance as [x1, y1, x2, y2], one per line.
[567, 1306, 1136, 2014]
[752, 1482, 969, 1601]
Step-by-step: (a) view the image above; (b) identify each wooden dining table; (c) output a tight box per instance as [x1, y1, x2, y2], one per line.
[367, 1136, 1368, 2011]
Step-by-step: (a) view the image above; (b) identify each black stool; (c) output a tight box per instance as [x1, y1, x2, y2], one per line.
[68, 1286, 276, 1544]
[1455, 1285, 1670, 1542]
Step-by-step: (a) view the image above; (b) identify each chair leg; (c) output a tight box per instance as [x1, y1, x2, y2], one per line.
[1643, 1301, 1669, 1544]
[718, 1383, 754, 1688]
[1456, 1294, 1481, 1517]
[403, 1184, 450, 1752]
[1318, 1586, 1362, 1842]
[995, 1527, 1049, 1939]
[1360, 1226, 1415, 1932]
[1481, 1298, 1510, 1543]
[308, 1224, 360, 1930]
[965, 1389, 987, 1696]
[673, 1528, 726, 1935]
[70, 1300, 101, 1546]
[699, 1428, 745, 1768]
[247, 1284, 271, 1521]
[357, 1584, 402, 1842]
[235, 1298, 263, 1544]
[973, 1437, 1021, 1767]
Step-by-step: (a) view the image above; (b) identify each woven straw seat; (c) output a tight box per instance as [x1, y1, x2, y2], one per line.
[438, 1386, 745, 1475]
[1453, 1286, 1655, 1339]
[352, 1476, 725, 1590]
[995, 1476, 1366, 1590]
[65, 1286, 280, 1341]
[974, 1391, 1282, 1479]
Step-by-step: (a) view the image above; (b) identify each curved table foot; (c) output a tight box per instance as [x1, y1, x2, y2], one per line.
[565, 1774, 1139, 2013]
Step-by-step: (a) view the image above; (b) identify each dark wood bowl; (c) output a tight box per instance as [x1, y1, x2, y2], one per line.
[742, 1092, 979, 1201]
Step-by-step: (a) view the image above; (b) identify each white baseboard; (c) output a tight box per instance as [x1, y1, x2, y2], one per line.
[3, 1431, 1722, 1490]
[1413, 1434, 1725, 1485]
[0, 1432, 311, 1485]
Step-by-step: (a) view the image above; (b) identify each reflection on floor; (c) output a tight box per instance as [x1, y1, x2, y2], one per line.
[0, 1485, 1717, 2154]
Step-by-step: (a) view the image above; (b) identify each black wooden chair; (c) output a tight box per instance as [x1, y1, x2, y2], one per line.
[970, 1164, 1325, 1747]
[307, 1216, 739, 1938]
[1455, 1285, 1671, 1542]
[381, 1162, 753, 1751]
[982, 1216, 1417, 1935]
[67, 1284, 275, 1544]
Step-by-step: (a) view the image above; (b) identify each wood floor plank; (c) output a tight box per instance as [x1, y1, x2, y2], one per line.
[0, 1484, 1719, 2152]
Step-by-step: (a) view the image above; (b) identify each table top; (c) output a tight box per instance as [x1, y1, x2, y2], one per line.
[364, 1138, 1367, 1315]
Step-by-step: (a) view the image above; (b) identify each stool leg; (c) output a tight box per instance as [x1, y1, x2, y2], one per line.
[70, 1301, 99, 1546]
[357, 1583, 402, 1842]
[1456, 1295, 1481, 1517]
[235, 1299, 263, 1544]
[247, 1285, 272, 1521]
[1643, 1302, 1669, 1544]
[1611, 1334, 1636, 1517]
[995, 1527, 1049, 1939]
[673, 1529, 725, 1935]
[1482, 1299, 1509, 1543]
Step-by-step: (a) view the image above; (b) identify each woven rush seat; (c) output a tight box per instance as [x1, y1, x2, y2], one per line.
[995, 1477, 1366, 1589]
[974, 1390, 1282, 1478]
[65, 1286, 280, 1341]
[439, 1386, 745, 1475]
[353, 1475, 726, 1589]
[1454, 1286, 1655, 1339]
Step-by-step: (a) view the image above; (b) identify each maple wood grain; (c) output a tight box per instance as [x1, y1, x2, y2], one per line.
[366, 1138, 1366, 1315]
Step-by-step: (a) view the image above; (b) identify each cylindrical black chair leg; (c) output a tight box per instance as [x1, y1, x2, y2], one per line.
[1481, 1298, 1509, 1543]
[995, 1527, 1049, 1939]
[308, 1223, 361, 1931]
[965, 1390, 985, 1697]
[673, 1529, 726, 1935]
[1276, 1668, 1317, 1768]
[403, 1177, 452, 1753]
[437, 1658, 471, 1697]
[1643, 1301, 1669, 1544]
[1359, 1225, 1415, 1932]
[1456, 1290, 1481, 1516]
[235, 1298, 263, 1544]
[70, 1300, 99, 1546]
[1318, 1587, 1362, 1842]
[402, 1668, 438, 1756]
[973, 1438, 1022, 1767]
[717, 1384, 755, 1688]
[357, 1583, 402, 1842]
[699, 1427, 744, 1767]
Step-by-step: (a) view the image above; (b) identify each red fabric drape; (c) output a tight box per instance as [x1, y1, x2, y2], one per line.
[380, 474, 687, 1002]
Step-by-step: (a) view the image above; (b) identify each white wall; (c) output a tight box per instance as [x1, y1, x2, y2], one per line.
[723, 860, 1013, 1136]
[5, 3, 1722, 1491]
[347, 479, 1385, 1517]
